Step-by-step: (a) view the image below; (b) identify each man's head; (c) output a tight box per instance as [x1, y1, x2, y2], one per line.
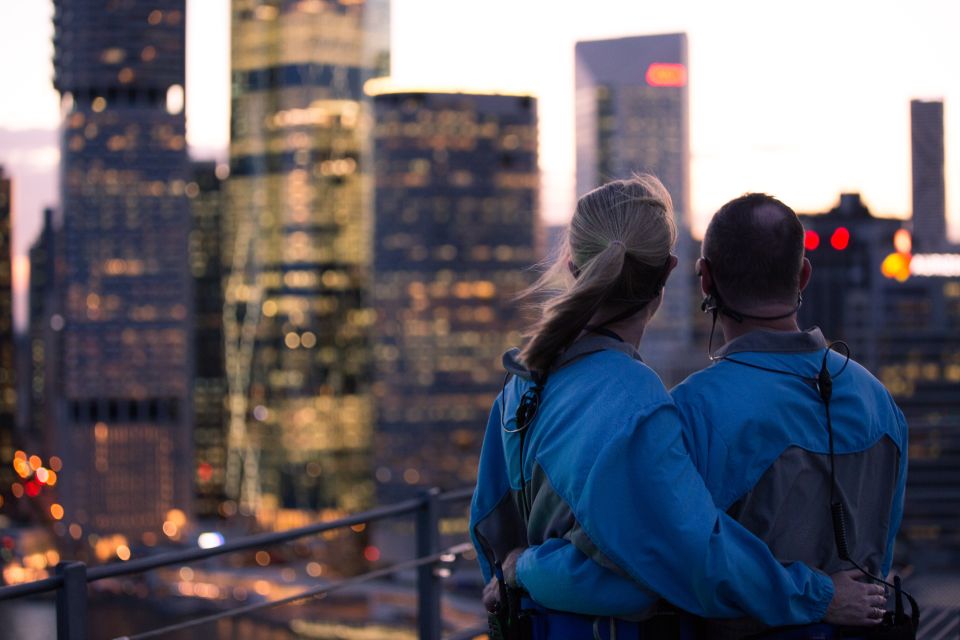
[700, 193, 810, 312]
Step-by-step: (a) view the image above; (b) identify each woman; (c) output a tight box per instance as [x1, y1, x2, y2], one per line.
[469, 175, 883, 638]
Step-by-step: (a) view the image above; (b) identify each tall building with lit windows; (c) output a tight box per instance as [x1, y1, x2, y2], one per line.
[189, 162, 227, 519]
[371, 91, 538, 503]
[52, 1, 192, 538]
[224, 0, 390, 529]
[910, 99, 946, 252]
[575, 33, 698, 384]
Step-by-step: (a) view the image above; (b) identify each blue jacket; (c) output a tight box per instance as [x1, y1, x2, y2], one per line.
[673, 328, 906, 579]
[470, 334, 834, 625]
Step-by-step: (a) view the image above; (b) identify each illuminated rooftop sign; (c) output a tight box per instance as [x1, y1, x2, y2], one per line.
[910, 253, 960, 277]
[645, 63, 687, 87]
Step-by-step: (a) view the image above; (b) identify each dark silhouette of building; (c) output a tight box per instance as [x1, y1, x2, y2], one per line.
[223, 0, 390, 530]
[910, 99, 946, 252]
[51, 0, 193, 540]
[371, 90, 538, 503]
[0, 166, 14, 517]
[188, 162, 226, 519]
[27, 208, 56, 445]
[799, 194, 960, 564]
[575, 33, 698, 384]
[798, 193, 901, 370]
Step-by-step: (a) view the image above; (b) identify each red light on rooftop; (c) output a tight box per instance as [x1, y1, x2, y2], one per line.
[646, 63, 687, 87]
[804, 230, 820, 251]
[830, 227, 850, 250]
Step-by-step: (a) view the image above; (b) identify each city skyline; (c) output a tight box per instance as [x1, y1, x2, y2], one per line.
[0, 3, 958, 636]
[2, 0, 960, 271]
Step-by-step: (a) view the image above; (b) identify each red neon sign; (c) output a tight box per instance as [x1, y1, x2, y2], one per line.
[646, 63, 687, 87]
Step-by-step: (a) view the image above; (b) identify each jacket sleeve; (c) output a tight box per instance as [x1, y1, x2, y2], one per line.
[882, 403, 909, 576]
[470, 395, 527, 583]
[516, 538, 659, 616]
[572, 402, 834, 625]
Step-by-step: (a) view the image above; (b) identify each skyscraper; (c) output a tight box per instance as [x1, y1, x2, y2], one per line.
[52, 1, 192, 538]
[224, 0, 390, 529]
[189, 162, 227, 519]
[28, 208, 56, 444]
[0, 166, 14, 515]
[910, 99, 946, 252]
[371, 90, 538, 503]
[574, 33, 697, 383]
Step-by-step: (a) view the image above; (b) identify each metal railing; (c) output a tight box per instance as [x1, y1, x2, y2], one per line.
[0, 487, 486, 640]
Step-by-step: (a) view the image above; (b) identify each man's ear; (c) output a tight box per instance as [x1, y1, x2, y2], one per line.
[799, 257, 812, 292]
[696, 257, 713, 296]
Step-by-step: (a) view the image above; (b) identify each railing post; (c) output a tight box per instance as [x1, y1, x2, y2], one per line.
[416, 487, 442, 640]
[56, 561, 87, 640]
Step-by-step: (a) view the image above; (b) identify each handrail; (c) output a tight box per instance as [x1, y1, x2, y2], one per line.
[0, 487, 481, 640]
[0, 573, 64, 600]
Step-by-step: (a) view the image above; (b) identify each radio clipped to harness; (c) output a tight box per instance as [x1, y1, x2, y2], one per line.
[488, 562, 531, 640]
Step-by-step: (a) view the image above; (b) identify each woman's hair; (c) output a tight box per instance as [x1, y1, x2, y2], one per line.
[519, 174, 677, 372]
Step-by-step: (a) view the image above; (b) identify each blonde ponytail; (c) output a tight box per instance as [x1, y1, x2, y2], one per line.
[519, 175, 677, 372]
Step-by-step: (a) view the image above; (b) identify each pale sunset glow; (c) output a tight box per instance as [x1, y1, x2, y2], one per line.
[1, 0, 959, 247]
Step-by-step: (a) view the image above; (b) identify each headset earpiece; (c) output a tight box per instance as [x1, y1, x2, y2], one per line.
[701, 293, 716, 314]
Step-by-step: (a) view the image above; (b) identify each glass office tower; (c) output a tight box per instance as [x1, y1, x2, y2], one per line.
[189, 162, 228, 519]
[225, 0, 389, 529]
[0, 167, 14, 516]
[910, 99, 947, 252]
[51, 0, 192, 537]
[371, 90, 538, 504]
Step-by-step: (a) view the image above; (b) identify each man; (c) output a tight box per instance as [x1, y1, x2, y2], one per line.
[673, 193, 907, 636]
[491, 193, 905, 637]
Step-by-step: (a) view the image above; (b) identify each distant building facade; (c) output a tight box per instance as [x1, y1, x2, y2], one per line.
[910, 99, 946, 252]
[51, 0, 193, 538]
[798, 194, 901, 369]
[223, 0, 390, 530]
[189, 162, 227, 519]
[799, 194, 960, 564]
[371, 91, 538, 502]
[574, 33, 698, 384]
[0, 167, 14, 516]
[28, 208, 56, 445]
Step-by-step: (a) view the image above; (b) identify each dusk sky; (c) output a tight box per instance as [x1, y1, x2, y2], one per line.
[2, 0, 959, 267]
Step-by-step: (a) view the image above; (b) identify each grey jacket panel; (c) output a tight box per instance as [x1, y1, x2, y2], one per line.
[526, 463, 636, 582]
[473, 489, 528, 574]
[727, 439, 900, 576]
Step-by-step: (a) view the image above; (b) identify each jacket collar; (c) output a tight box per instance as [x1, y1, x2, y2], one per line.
[503, 334, 641, 381]
[712, 326, 828, 358]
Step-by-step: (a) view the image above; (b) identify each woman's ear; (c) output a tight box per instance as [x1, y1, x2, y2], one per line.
[662, 254, 679, 283]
